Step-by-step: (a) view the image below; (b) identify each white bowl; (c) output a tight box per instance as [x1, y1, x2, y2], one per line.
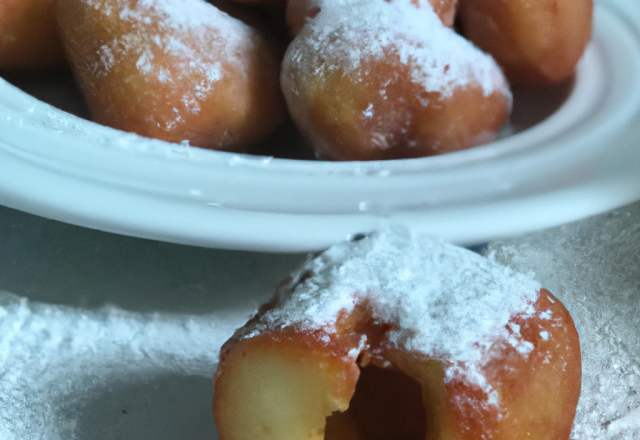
[1, 0, 640, 252]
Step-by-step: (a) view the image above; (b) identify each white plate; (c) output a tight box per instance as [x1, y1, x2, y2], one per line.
[1, 0, 640, 252]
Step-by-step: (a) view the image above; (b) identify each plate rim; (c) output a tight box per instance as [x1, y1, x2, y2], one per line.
[1, 0, 640, 252]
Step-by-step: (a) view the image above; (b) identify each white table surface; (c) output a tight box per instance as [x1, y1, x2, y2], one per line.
[1, 201, 639, 439]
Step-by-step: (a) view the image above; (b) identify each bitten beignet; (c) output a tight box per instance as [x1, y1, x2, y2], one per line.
[213, 229, 581, 440]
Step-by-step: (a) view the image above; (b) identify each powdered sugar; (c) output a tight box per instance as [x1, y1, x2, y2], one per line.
[486, 203, 640, 439]
[285, 0, 508, 99]
[240, 228, 540, 404]
[0, 291, 250, 440]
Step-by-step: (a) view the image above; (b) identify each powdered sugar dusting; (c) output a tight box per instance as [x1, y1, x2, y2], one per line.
[0, 291, 250, 440]
[84, 0, 239, 32]
[486, 204, 640, 439]
[285, 0, 508, 99]
[241, 228, 540, 404]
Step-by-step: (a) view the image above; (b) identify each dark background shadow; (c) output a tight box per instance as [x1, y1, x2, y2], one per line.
[71, 373, 218, 440]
